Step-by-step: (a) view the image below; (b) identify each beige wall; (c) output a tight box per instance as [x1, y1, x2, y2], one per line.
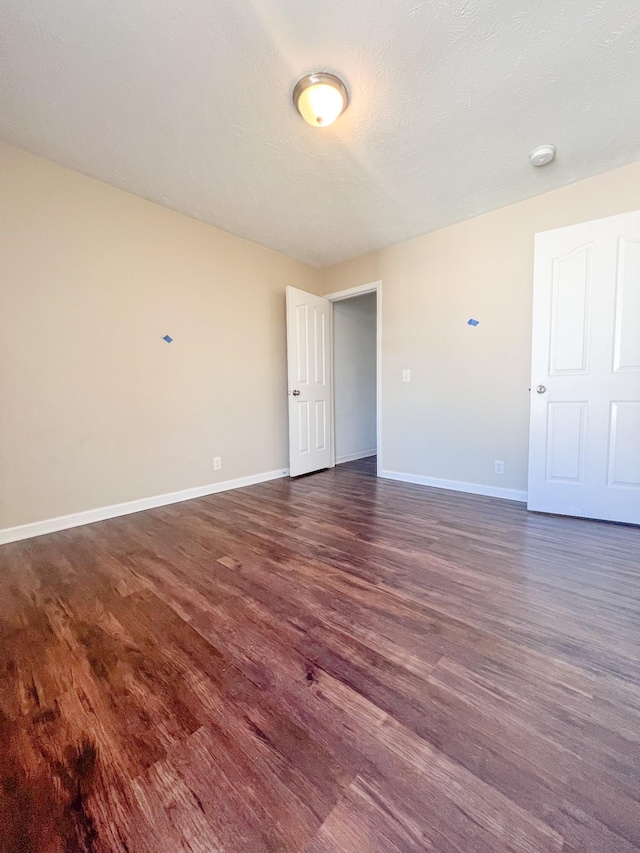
[3, 143, 639, 532]
[0, 143, 321, 529]
[321, 161, 640, 495]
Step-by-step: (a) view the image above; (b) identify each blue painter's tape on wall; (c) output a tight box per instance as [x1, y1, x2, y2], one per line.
[163, 334, 173, 343]
[467, 318, 479, 327]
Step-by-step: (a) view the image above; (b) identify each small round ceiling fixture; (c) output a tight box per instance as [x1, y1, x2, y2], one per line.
[529, 144, 556, 167]
[293, 72, 349, 127]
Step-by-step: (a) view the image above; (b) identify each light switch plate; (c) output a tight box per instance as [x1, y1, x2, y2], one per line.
[402, 369, 411, 382]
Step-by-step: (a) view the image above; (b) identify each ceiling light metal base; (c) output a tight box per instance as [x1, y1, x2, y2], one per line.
[293, 72, 349, 127]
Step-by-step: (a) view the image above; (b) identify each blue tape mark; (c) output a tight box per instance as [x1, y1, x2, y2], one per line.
[467, 318, 479, 327]
[162, 334, 173, 343]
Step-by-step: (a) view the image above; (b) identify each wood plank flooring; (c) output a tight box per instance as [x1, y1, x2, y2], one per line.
[1, 457, 639, 852]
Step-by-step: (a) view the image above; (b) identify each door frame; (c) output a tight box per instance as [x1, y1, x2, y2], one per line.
[324, 281, 382, 477]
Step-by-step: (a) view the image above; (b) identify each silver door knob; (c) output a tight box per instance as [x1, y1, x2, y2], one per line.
[292, 389, 301, 396]
[536, 385, 547, 394]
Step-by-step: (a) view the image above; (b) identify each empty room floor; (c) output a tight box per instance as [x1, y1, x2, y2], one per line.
[1, 462, 639, 852]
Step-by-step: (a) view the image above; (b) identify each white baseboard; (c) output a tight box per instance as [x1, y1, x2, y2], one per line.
[336, 449, 377, 464]
[0, 468, 290, 546]
[379, 469, 527, 503]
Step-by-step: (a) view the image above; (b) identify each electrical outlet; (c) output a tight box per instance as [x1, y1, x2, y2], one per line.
[402, 369, 411, 382]
[494, 460, 504, 475]
[214, 456, 222, 471]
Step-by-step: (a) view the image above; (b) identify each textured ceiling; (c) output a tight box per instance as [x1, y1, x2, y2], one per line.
[1, 0, 639, 266]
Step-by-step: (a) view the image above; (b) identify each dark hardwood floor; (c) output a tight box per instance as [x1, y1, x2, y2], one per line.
[1, 458, 639, 852]
[337, 455, 377, 477]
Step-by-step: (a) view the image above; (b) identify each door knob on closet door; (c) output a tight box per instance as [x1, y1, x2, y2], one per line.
[292, 389, 301, 396]
[536, 385, 547, 394]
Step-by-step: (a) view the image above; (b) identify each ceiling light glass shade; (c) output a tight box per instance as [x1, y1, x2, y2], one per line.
[293, 73, 349, 127]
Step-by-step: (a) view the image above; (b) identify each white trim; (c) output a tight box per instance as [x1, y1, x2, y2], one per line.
[325, 280, 382, 477]
[324, 282, 380, 302]
[379, 469, 528, 503]
[335, 449, 377, 464]
[0, 468, 289, 545]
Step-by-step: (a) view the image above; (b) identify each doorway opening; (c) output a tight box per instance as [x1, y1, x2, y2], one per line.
[332, 292, 377, 471]
[326, 281, 382, 477]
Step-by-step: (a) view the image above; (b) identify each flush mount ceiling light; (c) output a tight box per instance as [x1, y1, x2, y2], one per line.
[293, 72, 349, 127]
[529, 144, 556, 166]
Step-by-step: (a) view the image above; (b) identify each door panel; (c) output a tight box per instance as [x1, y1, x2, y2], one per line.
[545, 402, 587, 482]
[315, 400, 327, 451]
[550, 247, 591, 374]
[608, 401, 640, 487]
[613, 238, 640, 371]
[314, 309, 326, 384]
[286, 286, 332, 477]
[528, 210, 640, 523]
[298, 400, 310, 454]
[295, 304, 309, 383]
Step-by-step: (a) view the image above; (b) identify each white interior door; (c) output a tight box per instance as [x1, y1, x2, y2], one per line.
[286, 286, 332, 477]
[528, 210, 640, 524]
